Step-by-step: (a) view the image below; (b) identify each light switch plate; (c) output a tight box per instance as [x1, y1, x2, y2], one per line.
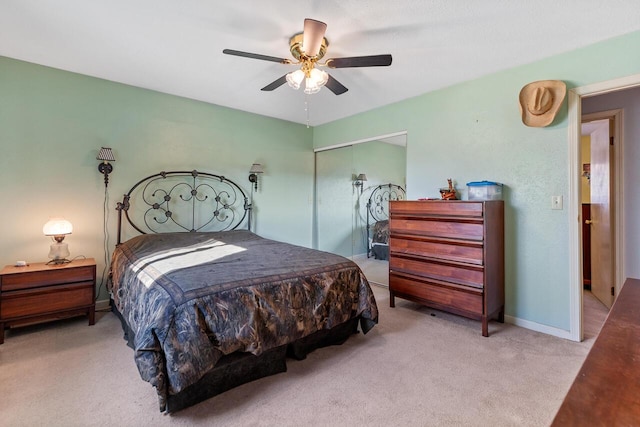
[552, 195, 563, 210]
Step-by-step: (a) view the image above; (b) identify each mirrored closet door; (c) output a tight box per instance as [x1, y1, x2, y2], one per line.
[314, 133, 407, 285]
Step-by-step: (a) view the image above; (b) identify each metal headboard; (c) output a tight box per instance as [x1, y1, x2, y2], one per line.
[365, 183, 405, 257]
[366, 183, 406, 223]
[116, 170, 250, 245]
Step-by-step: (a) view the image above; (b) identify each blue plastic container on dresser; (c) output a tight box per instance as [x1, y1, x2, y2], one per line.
[467, 181, 503, 200]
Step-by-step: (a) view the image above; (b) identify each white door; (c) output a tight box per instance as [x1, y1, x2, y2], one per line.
[587, 119, 614, 308]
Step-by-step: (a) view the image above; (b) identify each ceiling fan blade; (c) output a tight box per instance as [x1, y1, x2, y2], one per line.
[223, 49, 290, 64]
[326, 54, 392, 68]
[261, 75, 288, 91]
[302, 19, 327, 57]
[325, 75, 348, 95]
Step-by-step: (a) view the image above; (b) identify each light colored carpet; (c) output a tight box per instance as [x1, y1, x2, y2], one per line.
[582, 290, 609, 340]
[351, 254, 610, 341]
[0, 285, 596, 427]
[352, 254, 389, 287]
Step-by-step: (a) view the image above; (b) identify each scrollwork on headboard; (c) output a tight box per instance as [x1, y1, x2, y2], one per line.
[366, 183, 406, 223]
[365, 183, 405, 258]
[116, 170, 250, 244]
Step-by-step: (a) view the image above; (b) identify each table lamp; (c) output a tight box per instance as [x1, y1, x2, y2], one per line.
[43, 218, 73, 264]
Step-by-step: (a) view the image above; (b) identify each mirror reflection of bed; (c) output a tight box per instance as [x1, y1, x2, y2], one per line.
[352, 183, 405, 287]
[313, 131, 407, 258]
[314, 132, 407, 288]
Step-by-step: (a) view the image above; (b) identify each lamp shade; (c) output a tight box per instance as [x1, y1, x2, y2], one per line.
[356, 173, 368, 182]
[43, 218, 73, 236]
[249, 163, 264, 174]
[286, 70, 305, 90]
[96, 147, 115, 162]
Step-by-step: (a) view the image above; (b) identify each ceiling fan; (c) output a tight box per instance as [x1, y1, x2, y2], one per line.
[223, 18, 392, 96]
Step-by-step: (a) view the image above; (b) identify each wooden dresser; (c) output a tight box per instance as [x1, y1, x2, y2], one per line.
[388, 200, 504, 336]
[552, 278, 640, 425]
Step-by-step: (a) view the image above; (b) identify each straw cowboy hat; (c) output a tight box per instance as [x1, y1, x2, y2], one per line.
[519, 80, 566, 127]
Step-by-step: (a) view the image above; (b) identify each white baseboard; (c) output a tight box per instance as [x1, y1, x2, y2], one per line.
[505, 315, 574, 341]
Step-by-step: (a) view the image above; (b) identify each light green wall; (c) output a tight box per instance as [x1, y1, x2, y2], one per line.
[313, 30, 640, 332]
[2, 29, 639, 330]
[0, 57, 313, 300]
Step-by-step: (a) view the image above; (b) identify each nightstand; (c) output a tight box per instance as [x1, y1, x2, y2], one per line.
[0, 258, 96, 344]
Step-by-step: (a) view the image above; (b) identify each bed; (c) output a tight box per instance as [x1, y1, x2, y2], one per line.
[366, 183, 406, 260]
[109, 170, 378, 413]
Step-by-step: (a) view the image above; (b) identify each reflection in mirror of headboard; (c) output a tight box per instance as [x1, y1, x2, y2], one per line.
[366, 183, 406, 259]
[116, 170, 250, 245]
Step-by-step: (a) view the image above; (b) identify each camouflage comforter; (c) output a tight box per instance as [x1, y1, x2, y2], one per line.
[110, 230, 378, 411]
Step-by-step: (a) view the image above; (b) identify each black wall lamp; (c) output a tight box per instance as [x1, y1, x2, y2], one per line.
[354, 173, 367, 194]
[97, 147, 115, 187]
[248, 163, 264, 191]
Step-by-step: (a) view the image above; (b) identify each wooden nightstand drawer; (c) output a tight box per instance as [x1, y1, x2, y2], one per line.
[1, 265, 95, 291]
[1, 281, 94, 319]
[0, 258, 96, 344]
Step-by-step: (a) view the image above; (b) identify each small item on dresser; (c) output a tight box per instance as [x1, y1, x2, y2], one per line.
[15, 261, 27, 267]
[439, 178, 458, 200]
[467, 181, 503, 200]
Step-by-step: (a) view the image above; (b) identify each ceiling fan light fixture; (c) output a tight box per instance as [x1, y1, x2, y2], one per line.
[286, 69, 305, 90]
[304, 78, 321, 94]
[303, 69, 328, 94]
[310, 68, 328, 86]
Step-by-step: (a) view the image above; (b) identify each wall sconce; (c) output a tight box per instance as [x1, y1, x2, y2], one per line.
[42, 218, 73, 264]
[354, 173, 367, 194]
[248, 163, 264, 191]
[97, 147, 115, 187]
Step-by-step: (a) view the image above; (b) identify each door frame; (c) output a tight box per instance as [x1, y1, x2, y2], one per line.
[568, 74, 639, 341]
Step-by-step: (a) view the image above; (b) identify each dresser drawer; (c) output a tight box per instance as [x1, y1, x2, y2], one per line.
[390, 256, 484, 289]
[1, 282, 93, 319]
[390, 273, 483, 315]
[1, 265, 95, 291]
[390, 218, 484, 241]
[389, 200, 484, 218]
[390, 237, 484, 265]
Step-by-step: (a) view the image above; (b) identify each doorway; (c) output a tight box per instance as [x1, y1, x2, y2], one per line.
[580, 116, 616, 339]
[581, 114, 619, 307]
[569, 75, 640, 341]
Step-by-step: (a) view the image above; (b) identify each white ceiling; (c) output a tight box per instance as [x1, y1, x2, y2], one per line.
[2, 1, 640, 126]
